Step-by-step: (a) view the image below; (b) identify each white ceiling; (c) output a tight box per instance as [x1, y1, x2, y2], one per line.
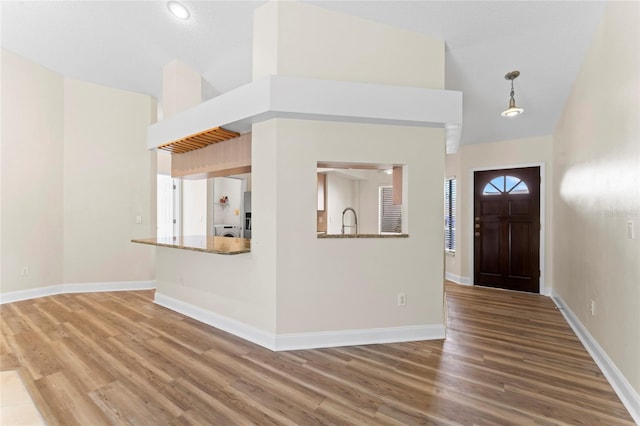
[1, 0, 606, 146]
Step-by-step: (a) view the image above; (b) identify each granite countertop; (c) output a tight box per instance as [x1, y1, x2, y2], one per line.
[318, 233, 408, 238]
[132, 235, 250, 255]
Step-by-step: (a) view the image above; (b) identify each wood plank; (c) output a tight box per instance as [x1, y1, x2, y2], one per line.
[35, 371, 112, 426]
[0, 285, 633, 425]
[89, 380, 180, 425]
[6, 330, 61, 380]
[158, 126, 240, 154]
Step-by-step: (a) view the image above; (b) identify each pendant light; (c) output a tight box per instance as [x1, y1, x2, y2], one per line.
[501, 70, 524, 117]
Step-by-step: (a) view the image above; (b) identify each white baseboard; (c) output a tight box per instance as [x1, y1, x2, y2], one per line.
[0, 281, 156, 304]
[551, 291, 640, 424]
[154, 292, 446, 352]
[445, 272, 471, 285]
[274, 324, 445, 351]
[154, 292, 276, 350]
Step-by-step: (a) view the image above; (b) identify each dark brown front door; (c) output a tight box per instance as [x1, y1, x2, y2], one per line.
[474, 167, 540, 293]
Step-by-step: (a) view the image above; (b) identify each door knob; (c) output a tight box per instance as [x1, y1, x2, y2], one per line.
[475, 232, 481, 237]
[475, 224, 480, 229]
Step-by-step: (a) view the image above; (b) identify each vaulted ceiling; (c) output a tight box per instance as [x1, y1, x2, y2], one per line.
[1, 1, 606, 146]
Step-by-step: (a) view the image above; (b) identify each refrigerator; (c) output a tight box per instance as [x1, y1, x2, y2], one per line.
[243, 191, 251, 239]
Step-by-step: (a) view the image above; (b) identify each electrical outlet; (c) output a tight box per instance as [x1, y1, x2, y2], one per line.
[590, 300, 595, 316]
[397, 292, 406, 307]
[136, 215, 142, 224]
[20, 266, 29, 276]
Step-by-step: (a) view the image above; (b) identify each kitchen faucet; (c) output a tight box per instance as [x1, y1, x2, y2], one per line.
[341, 207, 358, 235]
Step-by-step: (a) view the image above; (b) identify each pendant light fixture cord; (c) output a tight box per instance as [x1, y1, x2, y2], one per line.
[501, 70, 524, 117]
[509, 80, 516, 108]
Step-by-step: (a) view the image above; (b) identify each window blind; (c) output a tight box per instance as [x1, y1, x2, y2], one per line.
[380, 186, 402, 233]
[445, 178, 456, 252]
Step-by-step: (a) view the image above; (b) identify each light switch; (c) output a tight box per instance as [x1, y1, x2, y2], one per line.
[628, 221, 634, 239]
[136, 215, 142, 224]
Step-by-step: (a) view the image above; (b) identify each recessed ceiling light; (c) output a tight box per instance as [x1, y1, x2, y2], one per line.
[167, 1, 190, 20]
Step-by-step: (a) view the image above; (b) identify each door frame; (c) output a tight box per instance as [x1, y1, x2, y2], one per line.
[468, 162, 548, 295]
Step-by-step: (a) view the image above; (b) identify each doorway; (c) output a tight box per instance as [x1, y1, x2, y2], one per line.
[157, 174, 178, 239]
[473, 166, 540, 293]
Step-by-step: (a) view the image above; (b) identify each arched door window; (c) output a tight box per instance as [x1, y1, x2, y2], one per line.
[482, 175, 529, 195]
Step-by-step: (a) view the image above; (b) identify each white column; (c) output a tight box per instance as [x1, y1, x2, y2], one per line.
[162, 59, 202, 119]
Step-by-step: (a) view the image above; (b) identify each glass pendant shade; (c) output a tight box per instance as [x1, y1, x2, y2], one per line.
[501, 98, 524, 117]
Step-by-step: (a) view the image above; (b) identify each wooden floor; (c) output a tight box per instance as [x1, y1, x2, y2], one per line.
[0, 283, 633, 425]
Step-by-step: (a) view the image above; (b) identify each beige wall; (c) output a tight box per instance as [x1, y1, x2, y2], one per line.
[156, 120, 447, 337]
[161, 59, 201, 120]
[553, 0, 640, 394]
[63, 78, 157, 284]
[445, 135, 554, 292]
[1, 49, 64, 292]
[252, 1, 445, 333]
[253, 0, 444, 89]
[145, 1, 447, 339]
[1, 50, 157, 294]
[271, 119, 445, 333]
[155, 247, 271, 334]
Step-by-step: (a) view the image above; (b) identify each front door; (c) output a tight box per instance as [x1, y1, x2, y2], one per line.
[474, 167, 540, 293]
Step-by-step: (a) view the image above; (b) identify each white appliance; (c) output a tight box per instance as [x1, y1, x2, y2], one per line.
[214, 225, 241, 238]
[243, 191, 251, 239]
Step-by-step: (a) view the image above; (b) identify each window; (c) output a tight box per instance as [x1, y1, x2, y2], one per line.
[482, 175, 529, 195]
[379, 186, 402, 233]
[445, 177, 456, 253]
